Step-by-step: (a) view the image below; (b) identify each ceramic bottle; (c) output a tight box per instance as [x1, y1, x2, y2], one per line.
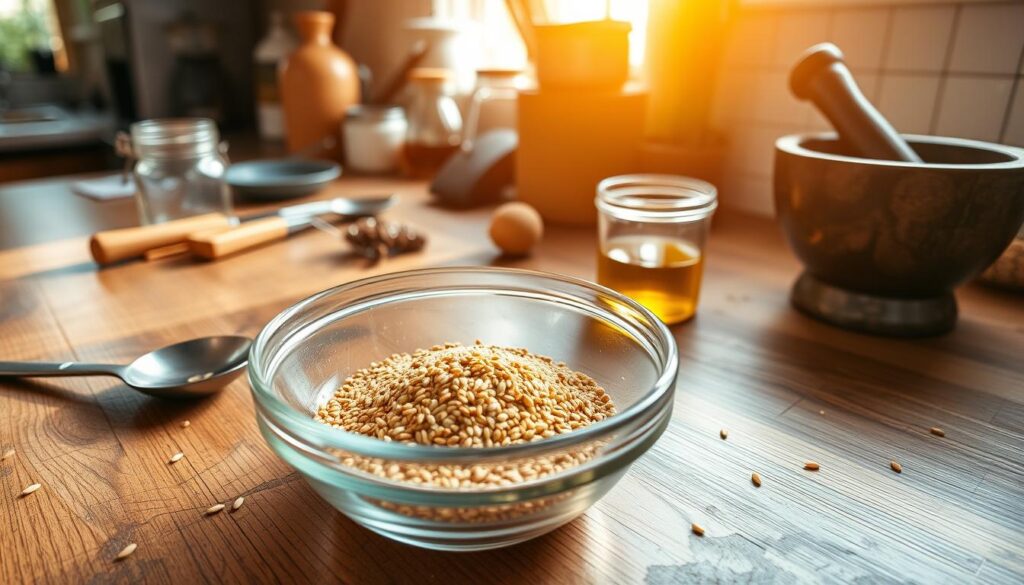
[279, 10, 360, 160]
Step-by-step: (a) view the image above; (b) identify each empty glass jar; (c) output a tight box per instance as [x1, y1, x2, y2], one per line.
[122, 118, 231, 225]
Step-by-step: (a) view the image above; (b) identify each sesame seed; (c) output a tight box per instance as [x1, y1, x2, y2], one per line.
[115, 543, 137, 561]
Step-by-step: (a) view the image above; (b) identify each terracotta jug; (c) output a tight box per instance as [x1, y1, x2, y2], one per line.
[279, 11, 360, 160]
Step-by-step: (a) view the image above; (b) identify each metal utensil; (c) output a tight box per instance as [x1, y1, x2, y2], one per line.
[0, 336, 252, 399]
[187, 194, 398, 260]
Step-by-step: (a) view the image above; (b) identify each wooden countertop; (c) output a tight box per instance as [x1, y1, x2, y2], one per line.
[1, 177, 1022, 584]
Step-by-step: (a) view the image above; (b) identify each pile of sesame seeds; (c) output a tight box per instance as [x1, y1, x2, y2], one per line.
[317, 342, 614, 448]
[315, 342, 616, 491]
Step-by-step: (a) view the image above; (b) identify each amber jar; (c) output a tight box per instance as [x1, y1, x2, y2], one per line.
[279, 11, 360, 160]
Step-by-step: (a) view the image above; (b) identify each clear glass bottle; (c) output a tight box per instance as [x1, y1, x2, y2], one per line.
[127, 118, 231, 225]
[400, 68, 462, 178]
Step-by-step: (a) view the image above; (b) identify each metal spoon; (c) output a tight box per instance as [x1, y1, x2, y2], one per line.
[0, 336, 252, 399]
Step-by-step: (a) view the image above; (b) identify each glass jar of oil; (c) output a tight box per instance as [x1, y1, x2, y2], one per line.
[595, 175, 717, 324]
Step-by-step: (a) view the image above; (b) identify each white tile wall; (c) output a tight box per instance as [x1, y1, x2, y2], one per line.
[710, 2, 1024, 217]
[752, 70, 810, 125]
[876, 74, 941, 135]
[1005, 79, 1024, 147]
[830, 8, 890, 70]
[722, 13, 778, 67]
[949, 3, 1024, 75]
[773, 10, 832, 67]
[884, 6, 956, 72]
[935, 76, 1016, 142]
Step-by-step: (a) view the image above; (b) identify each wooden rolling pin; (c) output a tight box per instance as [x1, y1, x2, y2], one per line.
[187, 217, 290, 260]
[790, 43, 922, 163]
[90, 213, 234, 265]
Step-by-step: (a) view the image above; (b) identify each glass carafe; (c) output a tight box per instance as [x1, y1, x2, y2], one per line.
[400, 68, 462, 179]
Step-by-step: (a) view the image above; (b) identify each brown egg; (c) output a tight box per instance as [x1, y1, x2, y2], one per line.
[489, 202, 544, 256]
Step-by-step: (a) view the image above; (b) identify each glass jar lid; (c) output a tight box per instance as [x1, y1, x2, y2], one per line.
[596, 174, 718, 223]
[130, 118, 220, 159]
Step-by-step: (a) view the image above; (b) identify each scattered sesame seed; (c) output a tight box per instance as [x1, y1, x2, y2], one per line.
[115, 543, 137, 561]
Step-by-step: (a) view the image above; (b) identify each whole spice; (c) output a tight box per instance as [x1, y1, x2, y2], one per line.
[691, 523, 705, 536]
[344, 217, 426, 261]
[930, 427, 945, 437]
[168, 452, 184, 464]
[181, 420, 191, 428]
[719, 429, 728, 440]
[231, 496, 245, 511]
[890, 460, 902, 473]
[205, 504, 226, 516]
[804, 461, 820, 471]
[751, 472, 762, 487]
[115, 543, 137, 561]
[20, 483, 41, 496]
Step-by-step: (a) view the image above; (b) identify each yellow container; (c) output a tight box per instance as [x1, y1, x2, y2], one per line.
[516, 86, 647, 225]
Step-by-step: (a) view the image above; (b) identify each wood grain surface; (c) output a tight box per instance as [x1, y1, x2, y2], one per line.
[1, 177, 1022, 584]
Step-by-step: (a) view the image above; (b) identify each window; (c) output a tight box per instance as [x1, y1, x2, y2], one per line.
[0, 0, 67, 73]
[433, 0, 649, 70]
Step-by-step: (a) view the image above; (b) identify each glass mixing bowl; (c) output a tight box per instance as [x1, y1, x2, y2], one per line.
[248, 267, 678, 551]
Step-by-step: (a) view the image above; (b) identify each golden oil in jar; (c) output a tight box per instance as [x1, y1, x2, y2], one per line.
[597, 235, 704, 324]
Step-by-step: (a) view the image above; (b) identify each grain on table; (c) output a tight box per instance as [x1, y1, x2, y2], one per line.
[115, 543, 137, 561]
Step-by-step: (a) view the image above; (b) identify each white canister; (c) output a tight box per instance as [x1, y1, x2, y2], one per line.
[343, 106, 408, 174]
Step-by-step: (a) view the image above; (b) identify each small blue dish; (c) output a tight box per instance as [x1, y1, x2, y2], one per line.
[226, 158, 342, 200]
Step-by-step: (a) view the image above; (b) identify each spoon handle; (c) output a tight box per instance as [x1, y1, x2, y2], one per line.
[0, 361, 123, 378]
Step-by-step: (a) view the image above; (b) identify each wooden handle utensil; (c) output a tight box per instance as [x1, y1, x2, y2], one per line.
[90, 213, 234, 265]
[187, 217, 290, 260]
